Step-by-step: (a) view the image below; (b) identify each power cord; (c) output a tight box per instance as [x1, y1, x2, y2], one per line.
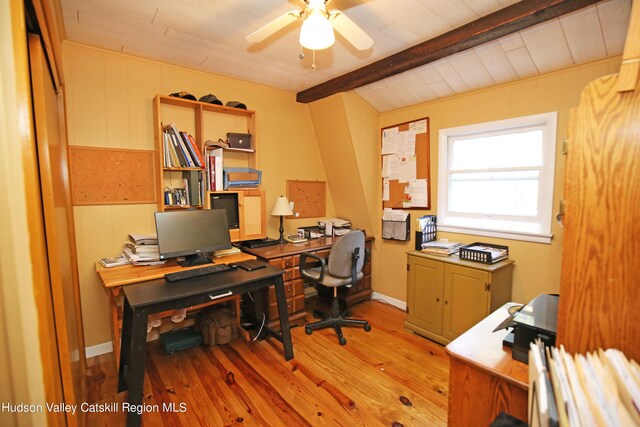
[244, 291, 266, 341]
[253, 313, 266, 342]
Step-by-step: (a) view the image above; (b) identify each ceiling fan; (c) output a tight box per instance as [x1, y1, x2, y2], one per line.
[246, 0, 373, 51]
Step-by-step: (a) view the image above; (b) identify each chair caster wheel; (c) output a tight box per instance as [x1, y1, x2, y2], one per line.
[364, 324, 371, 332]
[305, 327, 312, 335]
[339, 337, 347, 345]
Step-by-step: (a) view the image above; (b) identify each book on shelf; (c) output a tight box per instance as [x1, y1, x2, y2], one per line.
[186, 133, 204, 166]
[205, 146, 224, 191]
[164, 124, 189, 167]
[163, 130, 180, 167]
[171, 123, 196, 167]
[99, 254, 131, 268]
[179, 130, 201, 167]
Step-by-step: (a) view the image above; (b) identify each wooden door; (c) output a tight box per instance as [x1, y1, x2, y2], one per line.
[407, 256, 444, 334]
[239, 190, 266, 240]
[29, 34, 86, 426]
[442, 264, 489, 341]
[557, 70, 640, 360]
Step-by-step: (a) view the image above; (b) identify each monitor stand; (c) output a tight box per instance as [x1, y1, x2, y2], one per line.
[178, 254, 212, 267]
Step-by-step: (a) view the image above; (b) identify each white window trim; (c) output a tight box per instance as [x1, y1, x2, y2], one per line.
[437, 112, 557, 244]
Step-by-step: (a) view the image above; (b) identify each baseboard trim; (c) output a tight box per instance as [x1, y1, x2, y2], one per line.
[371, 292, 407, 311]
[85, 341, 112, 358]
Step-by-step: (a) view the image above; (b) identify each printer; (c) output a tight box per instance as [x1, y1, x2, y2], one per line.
[496, 294, 558, 364]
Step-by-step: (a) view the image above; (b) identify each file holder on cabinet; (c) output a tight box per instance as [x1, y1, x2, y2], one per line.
[382, 214, 411, 241]
[415, 215, 437, 250]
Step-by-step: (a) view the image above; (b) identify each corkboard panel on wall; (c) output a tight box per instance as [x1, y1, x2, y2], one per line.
[381, 117, 430, 209]
[286, 180, 326, 218]
[69, 146, 156, 205]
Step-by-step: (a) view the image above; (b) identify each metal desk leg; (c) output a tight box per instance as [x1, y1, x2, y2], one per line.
[118, 298, 133, 392]
[124, 307, 149, 427]
[274, 275, 294, 361]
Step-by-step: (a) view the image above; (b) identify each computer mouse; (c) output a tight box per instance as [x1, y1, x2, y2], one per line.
[228, 263, 239, 269]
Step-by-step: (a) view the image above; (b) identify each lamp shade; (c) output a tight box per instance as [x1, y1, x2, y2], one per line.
[271, 196, 294, 216]
[299, 6, 335, 50]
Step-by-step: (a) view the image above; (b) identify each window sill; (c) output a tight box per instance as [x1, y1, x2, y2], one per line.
[438, 225, 553, 244]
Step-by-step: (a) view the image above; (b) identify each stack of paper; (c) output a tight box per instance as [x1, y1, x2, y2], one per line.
[321, 218, 352, 236]
[212, 247, 241, 258]
[99, 255, 131, 268]
[123, 233, 165, 265]
[128, 233, 158, 245]
[528, 342, 639, 427]
[421, 240, 463, 256]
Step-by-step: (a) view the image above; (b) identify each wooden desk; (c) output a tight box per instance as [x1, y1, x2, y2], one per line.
[240, 237, 374, 329]
[445, 303, 528, 426]
[96, 253, 255, 362]
[117, 265, 292, 427]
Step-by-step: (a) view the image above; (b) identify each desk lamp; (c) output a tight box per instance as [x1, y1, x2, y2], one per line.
[271, 196, 294, 244]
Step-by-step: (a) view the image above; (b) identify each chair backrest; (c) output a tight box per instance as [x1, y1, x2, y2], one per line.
[327, 230, 365, 278]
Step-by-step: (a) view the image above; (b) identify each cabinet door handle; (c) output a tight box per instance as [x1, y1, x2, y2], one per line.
[444, 300, 448, 305]
[436, 298, 440, 302]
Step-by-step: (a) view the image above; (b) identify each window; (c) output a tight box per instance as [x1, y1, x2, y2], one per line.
[437, 112, 557, 243]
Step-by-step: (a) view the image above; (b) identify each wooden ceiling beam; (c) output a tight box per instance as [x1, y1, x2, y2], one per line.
[296, 0, 599, 103]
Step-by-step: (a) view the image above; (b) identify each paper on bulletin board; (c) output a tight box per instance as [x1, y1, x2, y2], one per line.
[382, 154, 400, 179]
[382, 178, 390, 201]
[409, 119, 428, 134]
[381, 127, 399, 154]
[397, 156, 416, 183]
[398, 131, 416, 156]
[404, 179, 428, 207]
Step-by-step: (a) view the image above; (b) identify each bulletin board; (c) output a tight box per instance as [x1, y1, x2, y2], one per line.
[381, 117, 430, 209]
[69, 146, 156, 205]
[286, 180, 326, 218]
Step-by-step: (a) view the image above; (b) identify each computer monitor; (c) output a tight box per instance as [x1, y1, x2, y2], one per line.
[155, 209, 232, 267]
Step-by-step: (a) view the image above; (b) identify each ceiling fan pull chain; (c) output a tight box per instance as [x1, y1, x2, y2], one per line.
[312, 50, 317, 71]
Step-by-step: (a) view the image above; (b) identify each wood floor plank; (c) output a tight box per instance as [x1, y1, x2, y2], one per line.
[85, 301, 449, 426]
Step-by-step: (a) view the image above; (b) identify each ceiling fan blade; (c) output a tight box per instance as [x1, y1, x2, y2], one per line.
[246, 10, 302, 44]
[329, 10, 373, 50]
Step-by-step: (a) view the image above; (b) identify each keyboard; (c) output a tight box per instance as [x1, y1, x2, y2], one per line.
[164, 264, 232, 282]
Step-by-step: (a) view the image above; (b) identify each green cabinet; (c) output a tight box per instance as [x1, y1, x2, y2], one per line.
[406, 251, 514, 345]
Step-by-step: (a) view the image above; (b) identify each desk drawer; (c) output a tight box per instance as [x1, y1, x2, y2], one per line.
[283, 267, 301, 281]
[268, 294, 305, 319]
[268, 279, 303, 300]
[268, 255, 300, 269]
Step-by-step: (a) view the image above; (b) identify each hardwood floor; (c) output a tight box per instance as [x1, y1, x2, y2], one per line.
[85, 300, 449, 426]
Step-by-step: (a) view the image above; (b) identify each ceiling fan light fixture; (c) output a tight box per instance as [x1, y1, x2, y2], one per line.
[299, 4, 334, 50]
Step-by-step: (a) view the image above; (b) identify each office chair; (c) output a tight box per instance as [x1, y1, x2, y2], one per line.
[299, 230, 371, 345]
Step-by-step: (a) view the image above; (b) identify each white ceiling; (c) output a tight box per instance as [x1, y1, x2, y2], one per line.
[59, 0, 632, 112]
